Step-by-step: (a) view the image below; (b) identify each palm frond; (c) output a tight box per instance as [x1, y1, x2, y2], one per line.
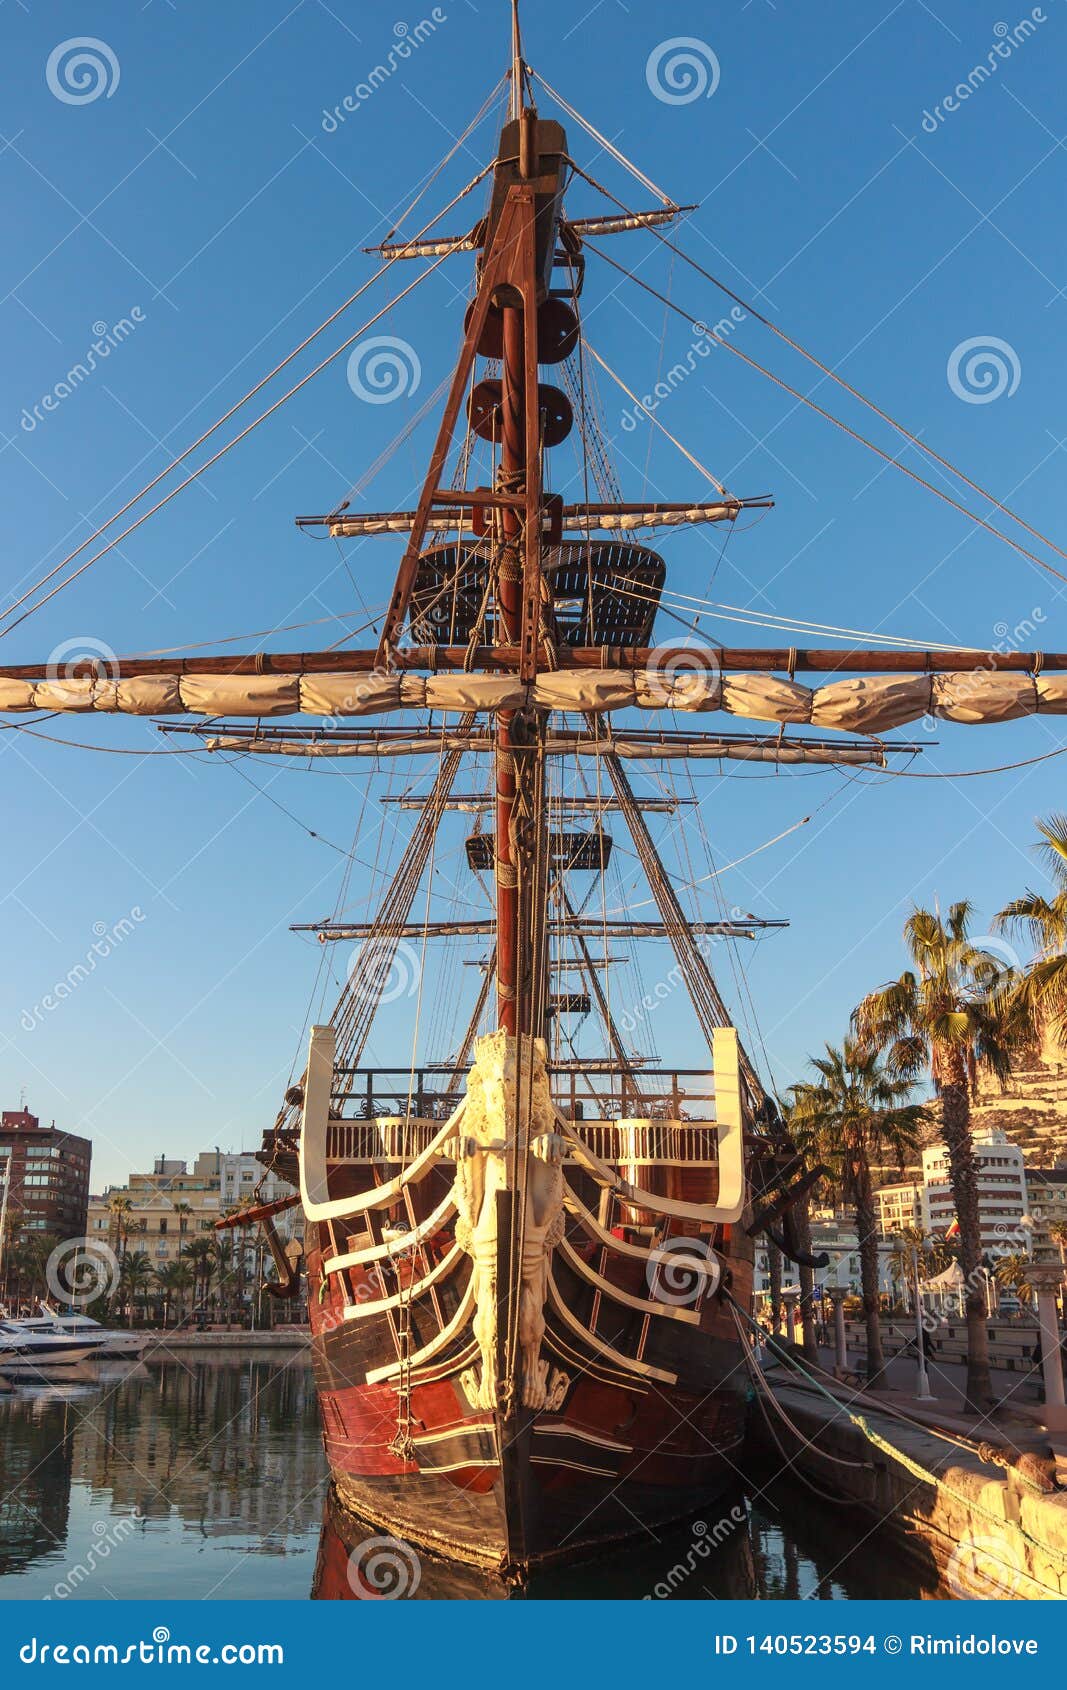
[1036, 813, 1067, 887]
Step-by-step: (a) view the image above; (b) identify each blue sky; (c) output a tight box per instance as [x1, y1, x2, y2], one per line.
[3, 0, 1067, 1191]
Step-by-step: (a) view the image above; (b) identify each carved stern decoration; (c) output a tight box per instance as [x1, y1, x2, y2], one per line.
[452, 1030, 569, 1413]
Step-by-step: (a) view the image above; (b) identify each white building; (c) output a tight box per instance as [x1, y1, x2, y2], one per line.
[875, 1181, 923, 1240]
[921, 1126, 1028, 1257]
[1024, 1166, 1067, 1262]
[219, 1152, 301, 1245]
[754, 1213, 898, 1303]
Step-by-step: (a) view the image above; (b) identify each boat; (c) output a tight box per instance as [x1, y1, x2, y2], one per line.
[4, 1306, 148, 1360]
[0, 1320, 101, 1374]
[5, 0, 1067, 1588]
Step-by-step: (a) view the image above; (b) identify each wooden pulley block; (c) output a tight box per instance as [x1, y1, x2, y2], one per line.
[535, 297, 579, 365]
[467, 379, 505, 442]
[467, 380, 574, 447]
[535, 385, 573, 446]
[466, 301, 505, 360]
[465, 297, 580, 366]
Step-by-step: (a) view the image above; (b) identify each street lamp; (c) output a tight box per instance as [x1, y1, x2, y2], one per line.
[911, 1241, 935, 1402]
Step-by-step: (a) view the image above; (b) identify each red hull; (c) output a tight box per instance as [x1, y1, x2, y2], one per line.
[306, 1215, 753, 1574]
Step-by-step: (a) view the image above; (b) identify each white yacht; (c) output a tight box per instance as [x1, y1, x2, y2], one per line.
[9, 1305, 149, 1359]
[0, 1318, 101, 1372]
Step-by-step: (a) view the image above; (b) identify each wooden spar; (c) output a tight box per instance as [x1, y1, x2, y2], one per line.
[13, 646, 1066, 680]
[293, 919, 787, 939]
[175, 729, 909, 766]
[379, 794, 689, 810]
[369, 207, 700, 260]
[296, 497, 762, 534]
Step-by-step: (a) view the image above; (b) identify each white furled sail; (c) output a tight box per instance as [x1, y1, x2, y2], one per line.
[3, 666, 1065, 734]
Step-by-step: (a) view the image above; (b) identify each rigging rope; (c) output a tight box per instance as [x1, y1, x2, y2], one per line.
[550, 130, 1067, 579]
[531, 71, 676, 208]
[584, 241, 1067, 587]
[729, 1293, 1067, 1561]
[590, 723, 766, 1107]
[0, 81, 507, 642]
[584, 342, 729, 496]
[1, 256, 453, 640]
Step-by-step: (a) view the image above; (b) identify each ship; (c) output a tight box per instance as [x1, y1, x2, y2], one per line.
[249, 11, 817, 1580]
[5, 0, 1067, 1591]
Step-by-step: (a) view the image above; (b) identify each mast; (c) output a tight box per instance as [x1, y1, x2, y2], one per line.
[510, 0, 524, 122]
[494, 152, 525, 1038]
[493, 22, 552, 1039]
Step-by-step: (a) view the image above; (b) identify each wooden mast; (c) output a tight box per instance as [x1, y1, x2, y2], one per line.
[496, 5, 546, 1039]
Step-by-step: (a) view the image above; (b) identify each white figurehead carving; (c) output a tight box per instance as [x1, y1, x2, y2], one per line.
[452, 1030, 568, 1412]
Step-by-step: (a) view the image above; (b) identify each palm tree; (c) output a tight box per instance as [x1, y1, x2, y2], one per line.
[153, 1260, 193, 1328]
[778, 1099, 824, 1364]
[790, 1040, 924, 1387]
[1049, 1220, 1067, 1270]
[855, 901, 1028, 1411]
[107, 1193, 134, 1260]
[995, 814, 1067, 1041]
[21, 1232, 61, 1308]
[887, 1224, 933, 1320]
[118, 1250, 154, 1324]
[994, 1251, 1035, 1311]
[180, 1236, 218, 1317]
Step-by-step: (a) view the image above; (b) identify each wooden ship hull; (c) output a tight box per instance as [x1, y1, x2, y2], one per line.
[294, 1025, 756, 1579]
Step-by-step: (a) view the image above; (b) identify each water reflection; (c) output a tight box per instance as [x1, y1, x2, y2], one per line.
[0, 1359, 943, 1601]
[311, 1473, 940, 1601]
[0, 1353, 326, 1599]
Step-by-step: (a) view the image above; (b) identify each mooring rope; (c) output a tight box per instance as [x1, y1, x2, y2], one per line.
[727, 1292, 1067, 1562]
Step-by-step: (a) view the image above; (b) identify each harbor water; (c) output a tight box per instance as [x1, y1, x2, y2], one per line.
[0, 1355, 942, 1601]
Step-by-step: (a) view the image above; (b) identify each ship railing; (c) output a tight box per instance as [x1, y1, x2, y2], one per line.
[330, 1067, 716, 1121]
[324, 1115, 720, 1168]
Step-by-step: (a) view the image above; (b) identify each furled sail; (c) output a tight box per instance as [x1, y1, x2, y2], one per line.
[318, 501, 748, 538]
[3, 666, 1065, 734]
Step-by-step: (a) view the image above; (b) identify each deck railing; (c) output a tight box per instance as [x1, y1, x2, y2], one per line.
[330, 1067, 716, 1120]
[324, 1114, 720, 1168]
